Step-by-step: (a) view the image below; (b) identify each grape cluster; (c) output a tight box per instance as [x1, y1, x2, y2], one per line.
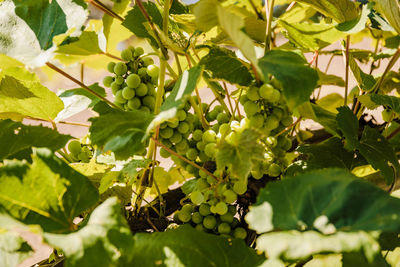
[67, 140, 93, 163]
[103, 46, 159, 112]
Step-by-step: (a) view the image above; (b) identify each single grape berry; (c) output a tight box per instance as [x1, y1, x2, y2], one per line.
[247, 86, 260, 101]
[217, 113, 229, 124]
[107, 62, 116, 73]
[159, 148, 170, 158]
[223, 189, 237, 203]
[202, 130, 216, 143]
[233, 181, 247, 195]
[160, 127, 174, 139]
[170, 132, 182, 144]
[142, 96, 155, 109]
[177, 211, 191, 223]
[121, 49, 133, 61]
[215, 202, 228, 215]
[233, 227, 247, 239]
[111, 82, 120, 95]
[190, 191, 205, 205]
[204, 143, 217, 158]
[243, 101, 258, 116]
[142, 57, 154, 66]
[258, 83, 274, 99]
[103, 76, 113, 87]
[220, 212, 234, 223]
[192, 212, 203, 224]
[126, 74, 141, 88]
[178, 122, 190, 134]
[177, 109, 187, 121]
[182, 203, 194, 214]
[186, 148, 199, 161]
[199, 203, 211, 216]
[218, 222, 231, 234]
[203, 215, 217, 229]
[127, 98, 141, 110]
[122, 87, 135, 100]
[147, 64, 160, 78]
[68, 140, 81, 155]
[114, 62, 127, 76]
[134, 47, 144, 57]
[136, 83, 148, 97]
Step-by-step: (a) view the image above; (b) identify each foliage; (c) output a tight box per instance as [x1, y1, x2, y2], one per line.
[1, 0, 400, 266]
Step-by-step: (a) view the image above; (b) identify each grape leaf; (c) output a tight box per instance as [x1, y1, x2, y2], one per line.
[199, 47, 252, 86]
[258, 50, 319, 108]
[90, 102, 154, 160]
[295, 0, 359, 23]
[216, 129, 264, 182]
[336, 4, 369, 34]
[364, 95, 400, 113]
[0, 0, 88, 67]
[358, 126, 399, 185]
[0, 119, 72, 161]
[375, 0, 400, 35]
[129, 225, 264, 267]
[0, 148, 98, 232]
[336, 106, 359, 150]
[0, 64, 64, 120]
[44, 197, 134, 267]
[246, 168, 400, 233]
[349, 55, 376, 91]
[0, 231, 33, 267]
[296, 102, 340, 135]
[193, 0, 219, 32]
[278, 20, 345, 51]
[316, 93, 345, 113]
[55, 83, 106, 122]
[122, 1, 163, 48]
[317, 70, 345, 87]
[146, 66, 202, 134]
[56, 31, 103, 56]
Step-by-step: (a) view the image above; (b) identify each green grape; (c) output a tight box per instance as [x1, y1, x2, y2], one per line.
[247, 86, 260, 101]
[182, 203, 194, 213]
[167, 119, 179, 128]
[199, 170, 207, 178]
[114, 62, 127, 75]
[279, 136, 292, 151]
[243, 101, 258, 116]
[69, 152, 78, 162]
[218, 123, 230, 136]
[223, 190, 237, 203]
[122, 87, 135, 100]
[170, 132, 182, 144]
[233, 181, 247, 195]
[121, 48, 133, 61]
[200, 103, 208, 112]
[134, 46, 144, 57]
[206, 109, 218, 121]
[258, 83, 274, 99]
[159, 148, 170, 158]
[196, 178, 209, 191]
[196, 141, 205, 151]
[199, 203, 211, 216]
[177, 122, 190, 134]
[68, 140, 81, 155]
[127, 98, 141, 110]
[264, 115, 280, 130]
[174, 110, 186, 122]
[107, 62, 116, 73]
[103, 76, 113, 87]
[272, 108, 284, 120]
[270, 89, 281, 103]
[115, 76, 124, 85]
[214, 105, 223, 113]
[216, 113, 229, 124]
[233, 227, 247, 239]
[140, 105, 151, 113]
[239, 94, 249, 105]
[281, 116, 293, 127]
[215, 202, 228, 215]
[195, 224, 204, 231]
[138, 67, 147, 77]
[225, 132, 240, 146]
[176, 139, 189, 154]
[204, 143, 217, 158]
[136, 83, 148, 97]
[147, 64, 160, 78]
[202, 130, 216, 143]
[228, 205, 236, 215]
[220, 212, 234, 223]
[211, 124, 219, 133]
[177, 211, 191, 223]
[142, 57, 154, 66]
[160, 127, 174, 139]
[249, 113, 264, 128]
[78, 152, 89, 162]
[161, 138, 173, 148]
[111, 82, 120, 95]
[190, 191, 205, 205]
[143, 96, 155, 109]
[199, 151, 208, 162]
[203, 216, 217, 229]
[218, 222, 231, 234]
[114, 90, 127, 104]
[147, 83, 156, 96]
[192, 129, 203, 141]
[186, 148, 199, 161]
[126, 74, 141, 88]
[266, 136, 278, 147]
[268, 163, 281, 177]
[192, 212, 203, 224]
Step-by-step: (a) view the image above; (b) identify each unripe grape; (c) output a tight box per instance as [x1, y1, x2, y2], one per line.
[239, 94, 249, 105]
[196, 141, 206, 151]
[247, 86, 260, 101]
[281, 116, 294, 127]
[273, 108, 284, 120]
[215, 202, 228, 215]
[114, 62, 127, 75]
[192, 212, 203, 224]
[214, 105, 223, 113]
[170, 132, 182, 143]
[233, 181, 247, 195]
[266, 136, 278, 147]
[176, 109, 187, 121]
[147, 64, 160, 78]
[199, 203, 211, 216]
[160, 127, 174, 139]
[233, 227, 247, 239]
[127, 98, 141, 110]
[140, 106, 151, 113]
[138, 67, 147, 77]
[136, 83, 148, 97]
[206, 110, 218, 121]
[217, 113, 229, 124]
[126, 74, 141, 88]
[258, 83, 274, 99]
[192, 129, 203, 141]
[178, 122, 190, 134]
[134, 46, 144, 57]
[68, 140, 81, 155]
[115, 76, 124, 85]
[177, 211, 191, 223]
[182, 203, 194, 214]
[202, 130, 216, 143]
[220, 212, 234, 223]
[111, 82, 120, 95]
[244, 101, 258, 116]
[161, 138, 172, 148]
[195, 224, 204, 231]
[199, 151, 208, 162]
[176, 139, 189, 154]
[159, 148, 170, 158]
[147, 83, 156, 96]
[270, 89, 281, 103]
[264, 115, 280, 130]
[142, 57, 154, 66]
[225, 132, 240, 146]
[211, 124, 220, 133]
[121, 48, 133, 61]
[268, 163, 281, 177]
[204, 143, 217, 158]
[249, 114, 264, 128]
[223, 189, 237, 203]
[107, 62, 116, 73]
[103, 76, 113, 87]
[78, 152, 89, 162]
[122, 87, 135, 100]
[167, 119, 179, 128]
[196, 178, 209, 190]
[228, 205, 236, 215]
[218, 222, 231, 234]
[190, 191, 205, 205]
[251, 169, 263, 179]
[143, 96, 155, 109]
[203, 215, 217, 229]
[115, 90, 127, 104]
[186, 148, 199, 161]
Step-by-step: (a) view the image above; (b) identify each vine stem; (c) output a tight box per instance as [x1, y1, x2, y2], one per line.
[264, 0, 275, 53]
[46, 62, 119, 109]
[275, 116, 302, 137]
[343, 35, 351, 106]
[152, 138, 219, 181]
[388, 125, 400, 140]
[101, 52, 124, 61]
[86, 0, 124, 21]
[25, 116, 91, 127]
[222, 82, 235, 116]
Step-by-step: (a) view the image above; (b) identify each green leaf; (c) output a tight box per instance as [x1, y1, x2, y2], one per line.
[122, 1, 163, 47]
[258, 50, 319, 108]
[56, 31, 103, 56]
[336, 4, 369, 34]
[317, 70, 345, 87]
[199, 47, 252, 86]
[375, 0, 400, 35]
[336, 106, 359, 150]
[256, 231, 381, 264]
[56, 83, 106, 122]
[279, 3, 316, 24]
[295, 0, 359, 23]
[0, 62, 64, 120]
[278, 20, 345, 51]
[381, 71, 400, 93]
[296, 102, 340, 135]
[216, 129, 264, 182]
[90, 103, 154, 160]
[0, 231, 33, 267]
[246, 168, 400, 233]
[0, 119, 72, 161]
[146, 66, 202, 134]
[349, 55, 376, 91]
[193, 0, 219, 32]
[0, 0, 88, 66]
[45, 197, 134, 267]
[0, 148, 99, 232]
[364, 94, 400, 113]
[342, 251, 390, 267]
[358, 126, 399, 185]
[316, 93, 345, 113]
[130, 225, 264, 267]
